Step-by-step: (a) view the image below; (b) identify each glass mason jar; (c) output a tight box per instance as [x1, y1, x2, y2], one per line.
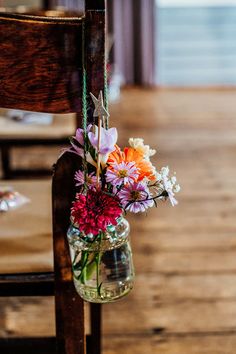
[67, 216, 134, 303]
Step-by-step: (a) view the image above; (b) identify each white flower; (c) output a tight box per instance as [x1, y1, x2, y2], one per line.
[128, 137, 156, 160]
[154, 172, 162, 182]
[152, 166, 180, 207]
[160, 166, 169, 177]
[162, 175, 178, 206]
[128, 138, 144, 149]
[173, 184, 181, 193]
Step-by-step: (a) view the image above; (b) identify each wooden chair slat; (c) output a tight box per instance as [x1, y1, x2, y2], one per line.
[0, 337, 56, 354]
[0, 13, 83, 113]
[0, 272, 54, 296]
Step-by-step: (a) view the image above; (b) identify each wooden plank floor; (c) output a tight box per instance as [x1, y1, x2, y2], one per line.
[1, 87, 236, 353]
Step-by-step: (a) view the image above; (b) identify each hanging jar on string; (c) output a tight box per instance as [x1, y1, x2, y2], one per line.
[67, 212, 134, 303]
[65, 90, 180, 303]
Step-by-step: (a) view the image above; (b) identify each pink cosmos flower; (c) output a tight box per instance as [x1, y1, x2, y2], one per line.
[71, 189, 122, 235]
[74, 170, 97, 188]
[106, 161, 138, 186]
[118, 182, 154, 213]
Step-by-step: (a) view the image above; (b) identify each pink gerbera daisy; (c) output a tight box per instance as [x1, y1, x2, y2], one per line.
[118, 182, 154, 213]
[106, 161, 138, 186]
[71, 189, 122, 235]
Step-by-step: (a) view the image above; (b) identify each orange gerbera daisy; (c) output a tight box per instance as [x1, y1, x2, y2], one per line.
[108, 146, 156, 182]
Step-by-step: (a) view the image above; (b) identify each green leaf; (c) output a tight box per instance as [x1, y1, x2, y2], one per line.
[98, 282, 103, 298]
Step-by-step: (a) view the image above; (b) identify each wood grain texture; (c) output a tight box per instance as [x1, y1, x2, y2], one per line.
[0, 179, 53, 274]
[0, 13, 83, 113]
[52, 152, 86, 354]
[0, 111, 76, 139]
[103, 334, 236, 354]
[1, 88, 236, 353]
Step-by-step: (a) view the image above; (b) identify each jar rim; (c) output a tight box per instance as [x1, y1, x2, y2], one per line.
[67, 216, 130, 251]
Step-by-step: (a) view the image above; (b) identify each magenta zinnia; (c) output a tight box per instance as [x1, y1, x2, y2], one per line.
[71, 189, 122, 235]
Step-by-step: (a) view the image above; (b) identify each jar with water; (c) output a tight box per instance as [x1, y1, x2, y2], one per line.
[67, 216, 134, 303]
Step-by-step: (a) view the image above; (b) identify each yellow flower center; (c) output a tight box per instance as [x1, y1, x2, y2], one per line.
[86, 176, 93, 184]
[130, 191, 141, 200]
[118, 169, 128, 178]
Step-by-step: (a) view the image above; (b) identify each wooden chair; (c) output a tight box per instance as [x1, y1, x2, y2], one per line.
[0, 1, 106, 353]
[0, 110, 76, 179]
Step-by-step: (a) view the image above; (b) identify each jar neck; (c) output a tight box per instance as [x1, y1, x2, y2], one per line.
[68, 216, 130, 251]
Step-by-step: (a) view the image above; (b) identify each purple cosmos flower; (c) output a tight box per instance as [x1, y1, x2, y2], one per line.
[75, 128, 84, 146]
[118, 182, 154, 213]
[74, 170, 98, 188]
[106, 161, 138, 186]
[88, 126, 117, 155]
[65, 125, 93, 158]
[74, 124, 92, 146]
[68, 141, 84, 157]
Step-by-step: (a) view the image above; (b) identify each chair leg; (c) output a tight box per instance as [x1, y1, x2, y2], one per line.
[89, 303, 102, 354]
[43, 0, 50, 10]
[1, 146, 11, 179]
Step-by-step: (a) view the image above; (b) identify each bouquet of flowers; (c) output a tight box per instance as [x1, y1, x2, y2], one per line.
[66, 91, 180, 303]
[69, 97, 180, 235]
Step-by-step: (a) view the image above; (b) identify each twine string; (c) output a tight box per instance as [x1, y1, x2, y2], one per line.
[103, 64, 109, 129]
[81, 19, 109, 183]
[82, 21, 88, 182]
[82, 21, 88, 134]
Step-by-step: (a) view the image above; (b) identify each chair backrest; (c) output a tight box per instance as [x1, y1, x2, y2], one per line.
[0, 1, 106, 353]
[0, 0, 106, 117]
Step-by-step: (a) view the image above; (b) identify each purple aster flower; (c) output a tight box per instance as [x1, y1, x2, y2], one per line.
[118, 182, 154, 213]
[106, 161, 138, 186]
[75, 170, 98, 188]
